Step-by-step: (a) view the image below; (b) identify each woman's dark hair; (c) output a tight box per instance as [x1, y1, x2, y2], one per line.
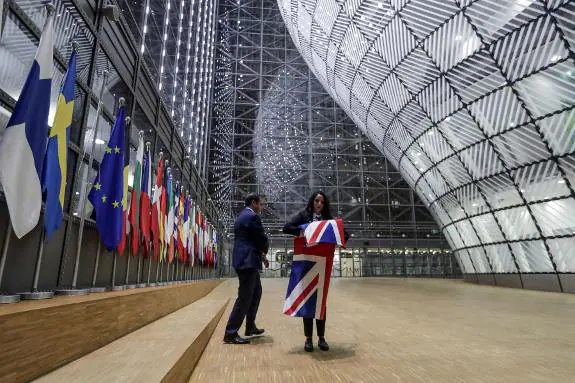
[306, 191, 332, 219]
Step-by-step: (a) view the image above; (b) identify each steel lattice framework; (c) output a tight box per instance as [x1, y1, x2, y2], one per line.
[209, 0, 448, 249]
[120, 0, 217, 176]
[278, 0, 575, 276]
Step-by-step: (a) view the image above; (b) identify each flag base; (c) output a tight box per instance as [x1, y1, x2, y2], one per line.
[54, 288, 90, 296]
[20, 291, 54, 300]
[112, 285, 126, 291]
[89, 287, 107, 293]
[0, 294, 21, 304]
[148, 283, 157, 287]
[137, 283, 147, 288]
[125, 284, 137, 289]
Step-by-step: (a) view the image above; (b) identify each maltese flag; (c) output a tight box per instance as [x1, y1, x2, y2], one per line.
[0, 9, 54, 238]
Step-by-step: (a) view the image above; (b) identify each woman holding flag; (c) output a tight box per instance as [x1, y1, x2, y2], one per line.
[283, 191, 349, 353]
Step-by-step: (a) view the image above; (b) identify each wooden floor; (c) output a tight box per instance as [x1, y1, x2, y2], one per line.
[190, 278, 575, 383]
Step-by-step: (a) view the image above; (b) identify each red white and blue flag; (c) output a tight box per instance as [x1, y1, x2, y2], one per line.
[283, 218, 344, 320]
[299, 218, 346, 248]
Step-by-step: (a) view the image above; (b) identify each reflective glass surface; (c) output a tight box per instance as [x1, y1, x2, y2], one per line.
[278, 0, 575, 273]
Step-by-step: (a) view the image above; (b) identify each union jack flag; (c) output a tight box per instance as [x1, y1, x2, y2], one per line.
[283, 237, 336, 320]
[299, 218, 346, 248]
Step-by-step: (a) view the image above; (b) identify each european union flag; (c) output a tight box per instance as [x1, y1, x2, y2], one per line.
[88, 106, 126, 251]
[42, 48, 77, 240]
[0, 9, 54, 239]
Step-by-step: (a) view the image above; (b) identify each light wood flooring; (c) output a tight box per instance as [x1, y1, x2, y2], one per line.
[190, 277, 575, 382]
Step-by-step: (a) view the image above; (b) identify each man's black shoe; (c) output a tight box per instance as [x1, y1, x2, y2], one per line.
[318, 337, 329, 351]
[304, 338, 314, 352]
[245, 327, 265, 336]
[223, 334, 250, 344]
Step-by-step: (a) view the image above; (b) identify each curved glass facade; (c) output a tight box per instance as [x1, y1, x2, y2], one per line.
[209, 0, 461, 278]
[278, 0, 575, 281]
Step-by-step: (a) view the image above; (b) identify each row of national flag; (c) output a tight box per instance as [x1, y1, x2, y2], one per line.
[0, 8, 218, 268]
[114, 135, 218, 266]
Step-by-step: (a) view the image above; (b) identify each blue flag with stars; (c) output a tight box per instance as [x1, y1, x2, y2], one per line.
[88, 105, 126, 251]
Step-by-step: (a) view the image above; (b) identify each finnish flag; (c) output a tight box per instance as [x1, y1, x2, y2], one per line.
[0, 9, 54, 238]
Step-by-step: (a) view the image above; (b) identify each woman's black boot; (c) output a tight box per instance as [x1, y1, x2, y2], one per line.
[318, 337, 329, 351]
[305, 337, 314, 352]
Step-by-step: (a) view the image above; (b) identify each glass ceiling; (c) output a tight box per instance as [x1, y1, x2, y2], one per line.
[209, 0, 446, 248]
[278, 0, 575, 274]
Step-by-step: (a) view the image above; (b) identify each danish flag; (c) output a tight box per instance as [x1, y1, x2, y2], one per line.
[283, 237, 336, 320]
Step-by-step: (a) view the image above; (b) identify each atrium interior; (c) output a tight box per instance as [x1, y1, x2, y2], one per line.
[0, 0, 574, 381]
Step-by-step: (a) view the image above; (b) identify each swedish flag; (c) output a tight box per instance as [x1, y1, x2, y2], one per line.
[88, 105, 126, 251]
[42, 48, 77, 240]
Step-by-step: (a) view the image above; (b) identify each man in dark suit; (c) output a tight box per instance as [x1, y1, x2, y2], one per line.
[223, 193, 269, 344]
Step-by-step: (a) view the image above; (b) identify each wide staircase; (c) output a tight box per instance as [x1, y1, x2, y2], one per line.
[0, 279, 233, 383]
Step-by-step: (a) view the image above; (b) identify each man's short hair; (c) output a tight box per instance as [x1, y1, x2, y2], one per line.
[245, 193, 261, 207]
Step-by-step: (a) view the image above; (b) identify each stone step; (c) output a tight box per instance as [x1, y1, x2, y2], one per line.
[34, 281, 232, 383]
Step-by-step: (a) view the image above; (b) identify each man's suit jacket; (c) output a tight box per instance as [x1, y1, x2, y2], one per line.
[233, 207, 269, 270]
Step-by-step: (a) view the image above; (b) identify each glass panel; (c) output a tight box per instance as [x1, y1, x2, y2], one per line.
[471, 214, 505, 244]
[92, 52, 132, 116]
[83, 104, 113, 164]
[0, 105, 10, 136]
[547, 237, 575, 272]
[495, 206, 540, 241]
[73, 161, 97, 218]
[509, 240, 555, 272]
[467, 247, 490, 273]
[484, 244, 518, 273]
[530, 198, 575, 237]
[17, 0, 95, 84]
[456, 249, 475, 273]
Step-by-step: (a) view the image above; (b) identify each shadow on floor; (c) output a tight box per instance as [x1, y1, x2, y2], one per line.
[287, 342, 358, 361]
[248, 335, 275, 345]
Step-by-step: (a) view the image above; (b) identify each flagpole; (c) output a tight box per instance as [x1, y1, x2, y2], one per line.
[89, 240, 105, 292]
[157, 257, 162, 285]
[152, 255, 158, 286]
[174, 180, 179, 283]
[167, 258, 171, 283]
[146, 254, 152, 284]
[0, 224, 20, 304]
[111, 251, 123, 291]
[123, 117, 133, 289]
[151, 152, 163, 287]
[56, 72, 113, 296]
[20, 228, 54, 300]
[30, 229, 47, 294]
[143, 140, 153, 286]
[125, 239, 131, 287]
[136, 249, 142, 285]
